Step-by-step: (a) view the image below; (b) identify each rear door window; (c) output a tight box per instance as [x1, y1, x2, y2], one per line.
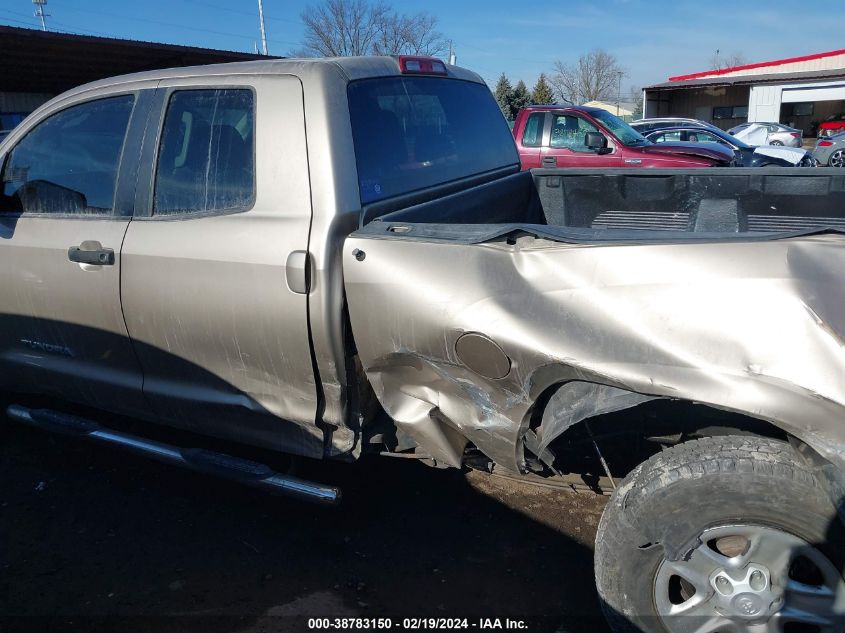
[521, 112, 545, 147]
[652, 131, 682, 143]
[0, 95, 134, 215]
[689, 130, 725, 145]
[154, 89, 255, 215]
[348, 77, 518, 204]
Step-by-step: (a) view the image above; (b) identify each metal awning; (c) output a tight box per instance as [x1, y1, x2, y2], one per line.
[0, 25, 276, 94]
[646, 68, 845, 92]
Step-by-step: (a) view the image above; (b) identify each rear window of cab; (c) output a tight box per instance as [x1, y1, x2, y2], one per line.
[348, 77, 518, 204]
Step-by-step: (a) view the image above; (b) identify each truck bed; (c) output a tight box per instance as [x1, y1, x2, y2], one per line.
[344, 168, 845, 474]
[360, 168, 845, 240]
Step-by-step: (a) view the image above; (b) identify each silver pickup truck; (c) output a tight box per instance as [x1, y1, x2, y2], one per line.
[1, 56, 844, 632]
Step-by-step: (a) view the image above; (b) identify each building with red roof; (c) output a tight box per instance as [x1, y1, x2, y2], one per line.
[643, 49, 845, 137]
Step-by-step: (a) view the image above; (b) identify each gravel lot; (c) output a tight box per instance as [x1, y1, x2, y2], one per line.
[1, 421, 609, 633]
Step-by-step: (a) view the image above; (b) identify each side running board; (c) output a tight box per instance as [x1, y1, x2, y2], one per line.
[6, 404, 341, 505]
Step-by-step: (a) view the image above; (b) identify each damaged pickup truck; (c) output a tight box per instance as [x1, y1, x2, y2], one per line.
[1, 56, 844, 631]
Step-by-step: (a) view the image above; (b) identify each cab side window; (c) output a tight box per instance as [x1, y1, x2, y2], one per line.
[0, 95, 134, 215]
[154, 89, 254, 215]
[521, 112, 545, 147]
[549, 115, 599, 152]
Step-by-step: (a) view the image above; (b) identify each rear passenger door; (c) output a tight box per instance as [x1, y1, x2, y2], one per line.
[121, 76, 321, 457]
[0, 91, 153, 416]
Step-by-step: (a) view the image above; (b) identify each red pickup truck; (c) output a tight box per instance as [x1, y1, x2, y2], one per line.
[513, 105, 735, 169]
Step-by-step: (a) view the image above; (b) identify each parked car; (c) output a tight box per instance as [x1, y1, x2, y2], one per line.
[513, 105, 735, 169]
[728, 121, 803, 146]
[2, 57, 845, 633]
[818, 113, 845, 139]
[813, 131, 845, 166]
[632, 120, 817, 166]
[628, 117, 710, 134]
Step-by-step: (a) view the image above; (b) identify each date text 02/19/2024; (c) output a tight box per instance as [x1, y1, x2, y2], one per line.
[307, 618, 529, 630]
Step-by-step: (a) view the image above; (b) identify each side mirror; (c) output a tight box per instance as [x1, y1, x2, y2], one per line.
[585, 132, 610, 153]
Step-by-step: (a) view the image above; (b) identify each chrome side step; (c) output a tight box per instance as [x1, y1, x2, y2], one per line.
[6, 404, 341, 505]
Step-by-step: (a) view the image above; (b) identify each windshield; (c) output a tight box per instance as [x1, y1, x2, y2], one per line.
[348, 77, 518, 204]
[590, 109, 650, 145]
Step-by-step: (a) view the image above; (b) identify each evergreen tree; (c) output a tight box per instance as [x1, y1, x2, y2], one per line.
[494, 73, 514, 120]
[511, 80, 531, 115]
[531, 73, 555, 105]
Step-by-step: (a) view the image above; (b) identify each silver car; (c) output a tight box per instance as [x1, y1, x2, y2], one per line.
[728, 121, 803, 147]
[813, 131, 845, 167]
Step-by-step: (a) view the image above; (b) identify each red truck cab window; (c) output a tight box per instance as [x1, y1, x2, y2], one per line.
[521, 112, 544, 147]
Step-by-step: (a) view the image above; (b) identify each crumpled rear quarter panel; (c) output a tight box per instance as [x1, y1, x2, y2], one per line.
[343, 232, 845, 472]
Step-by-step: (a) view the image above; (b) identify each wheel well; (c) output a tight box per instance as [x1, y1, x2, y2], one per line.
[533, 388, 791, 481]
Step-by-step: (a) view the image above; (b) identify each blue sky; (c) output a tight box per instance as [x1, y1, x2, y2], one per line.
[2, 0, 844, 94]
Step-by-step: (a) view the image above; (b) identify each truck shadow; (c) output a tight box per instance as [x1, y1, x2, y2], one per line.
[0, 421, 609, 632]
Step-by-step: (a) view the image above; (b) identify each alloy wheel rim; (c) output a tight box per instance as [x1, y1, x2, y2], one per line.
[830, 150, 845, 168]
[653, 524, 845, 632]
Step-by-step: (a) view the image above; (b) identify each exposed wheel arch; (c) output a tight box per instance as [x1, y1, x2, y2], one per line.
[530, 380, 841, 499]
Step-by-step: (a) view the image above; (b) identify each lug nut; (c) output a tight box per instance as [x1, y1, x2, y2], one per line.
[750, 570, 766, 591]
[715, 576, 733, 594]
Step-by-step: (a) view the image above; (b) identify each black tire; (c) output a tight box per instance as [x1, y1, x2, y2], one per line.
[770, 140, 784, 146]
[594, 435, 844, 632]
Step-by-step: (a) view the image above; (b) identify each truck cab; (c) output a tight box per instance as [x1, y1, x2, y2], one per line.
[512, 105, 735, 169]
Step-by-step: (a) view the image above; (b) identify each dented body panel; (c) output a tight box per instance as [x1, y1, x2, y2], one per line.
[343, 229, 845, 471]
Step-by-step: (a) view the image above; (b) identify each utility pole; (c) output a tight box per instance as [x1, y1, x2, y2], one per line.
[33, 0, 49, 31]
[448, 40, 456, 66]
[616, 71, 622, 116]
[257, 0, 269, 56]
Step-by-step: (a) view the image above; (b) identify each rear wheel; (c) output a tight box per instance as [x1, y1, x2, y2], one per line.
[595, 436, 845, 632]
[770, 140, 785, 146]
[829, 150, 845, 168]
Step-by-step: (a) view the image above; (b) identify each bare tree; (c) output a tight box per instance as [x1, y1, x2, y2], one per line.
[301, 0, 388, 57]
[300, 0, 447, 57]
[405, 13, 447, 56]
[372, 11, 447, 56]
[549, 49, 625, 105]
[710, 50, 747, 70]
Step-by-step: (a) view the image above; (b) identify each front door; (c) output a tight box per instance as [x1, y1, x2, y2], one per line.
[542, 113, 621, 168]
[0, 92, 152, 416]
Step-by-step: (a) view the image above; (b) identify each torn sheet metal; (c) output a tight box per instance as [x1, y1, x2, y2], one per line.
[537, 382, 658, 454]
[753, 146, 807, 165]
[733, 123, 769, 146]
[343, 231, 845, 473]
